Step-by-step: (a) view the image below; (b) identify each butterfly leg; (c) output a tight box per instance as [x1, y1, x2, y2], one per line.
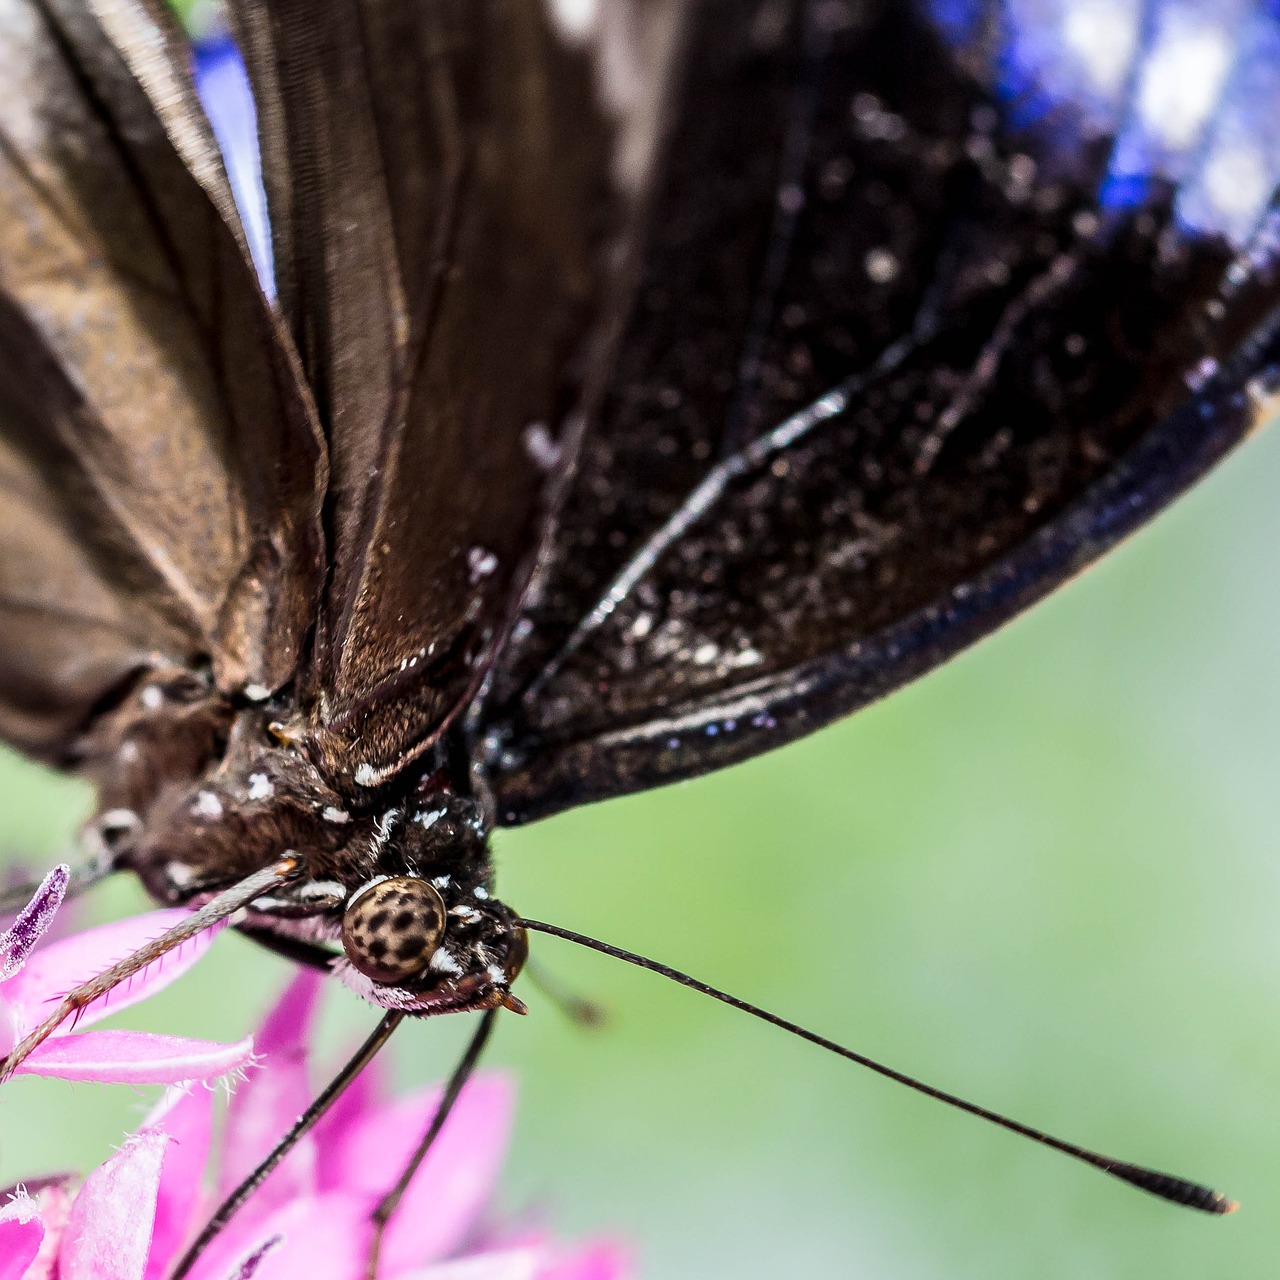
[168, 1008, 405, 1280]
[524, 956, 609, 1029]
[364, 1009, 497, 1280]
[236, 923, 341, 972]
[0, 855, 300, 1083]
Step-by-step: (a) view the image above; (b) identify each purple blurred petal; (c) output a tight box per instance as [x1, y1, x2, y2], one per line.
[216, 975, 322, 1220]
[329, 1075, 514, 1269]
[214, 1038, 317, 1214]
[144, 1086, 215, 1279]
[60, 1131, 168, 1280]
[2, 909, 220, 1039]
[0, 865, 68, 979]
[400, 1250, 542, 1280]
[255, 970, 324, 1055]
[18, 1029, 253, 1084]
[313, 1046, 387, 1192]
[536, 1242, 632, 1280]
[0, 1192, 45, 1279]
[185, 1193, 369, 1280]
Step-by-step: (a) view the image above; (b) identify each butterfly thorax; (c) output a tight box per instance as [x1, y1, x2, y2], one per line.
[81, 669, 525, 1016]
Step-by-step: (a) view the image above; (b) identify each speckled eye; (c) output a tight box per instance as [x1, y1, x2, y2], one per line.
[340, 877, 446, 984]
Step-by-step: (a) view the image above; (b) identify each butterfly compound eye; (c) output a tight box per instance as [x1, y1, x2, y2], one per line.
[340, 877, 446, 984]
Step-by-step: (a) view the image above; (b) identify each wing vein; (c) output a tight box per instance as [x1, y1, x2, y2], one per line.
[719, 0, 830, 457]
[520, 331, 921, 707]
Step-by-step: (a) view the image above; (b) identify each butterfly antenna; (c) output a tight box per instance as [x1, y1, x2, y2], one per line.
[517, 918, 1237, 1216]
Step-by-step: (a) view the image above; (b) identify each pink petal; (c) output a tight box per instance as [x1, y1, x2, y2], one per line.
[216, 1234, 284, 1280]
[328, 1074, 514, 1269]
[400, 1250, 543, 1280]
[0, 865, 68, 980]
[18, 1029, 253, 1084]
[2, 910, 219, 1039]
[216, 975, 323, 1221]
[185, 1193, 370, 1280]
[313, 1048, 387, 1192]
[143, 1086, 215, 1279]
[536, 1242, 632, 1280]
[60, 1130, 168, 1280]
[0, 1193, 45, 1280]
[255, 970, 324, 1054]
[2, 1178, 74, 1280]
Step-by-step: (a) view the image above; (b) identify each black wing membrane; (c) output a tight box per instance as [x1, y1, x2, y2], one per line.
[0, 0, 326, 761]
[224, 0, 638, 791]
[483, 0, 1280, 824]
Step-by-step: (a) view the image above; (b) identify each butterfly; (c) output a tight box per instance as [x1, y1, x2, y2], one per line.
[0, 0, 1276, 1271]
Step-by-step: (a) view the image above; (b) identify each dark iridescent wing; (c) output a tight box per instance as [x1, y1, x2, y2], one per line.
[0, 0, 326, 761]
[223, 0, 637, 790]
[482, 0, 1280, 823]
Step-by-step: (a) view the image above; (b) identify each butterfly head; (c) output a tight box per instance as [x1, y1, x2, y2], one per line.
[330, 794, 528, 1016]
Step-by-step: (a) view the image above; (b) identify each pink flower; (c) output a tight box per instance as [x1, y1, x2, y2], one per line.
[1, 972, 630, 1280]
[0, 866, 252, 1085]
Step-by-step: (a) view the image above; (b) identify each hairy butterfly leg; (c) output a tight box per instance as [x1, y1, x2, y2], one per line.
[0, 857, 299, 1082]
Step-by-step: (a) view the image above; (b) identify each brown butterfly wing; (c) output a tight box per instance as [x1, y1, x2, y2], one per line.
[480, 0, 1280, 823]
[224, 0, 629, 790]
[0, 292, 186, 759]
[0, 0, 326, 759]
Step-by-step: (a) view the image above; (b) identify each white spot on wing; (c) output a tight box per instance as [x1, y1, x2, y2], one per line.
[1062, 0, 1139, 97]
[247, 773, 273, 801]
[1136, 16, 1233, 151]
[864, 247, 899, 283]
[523, 421, 562, 470]
[192, 791, 223, 820]
[428, 949, 463, 977]
[468, 546, 499, 582]
[1198, 144, 1272, 232]
[547, 0, 596, 39]
[166, 862, 194, 888]
[99, 807, 139, 834]
[297, 880, 346, 903]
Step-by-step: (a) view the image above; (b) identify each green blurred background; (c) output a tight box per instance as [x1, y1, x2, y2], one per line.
[1, 417, 1276, 1279]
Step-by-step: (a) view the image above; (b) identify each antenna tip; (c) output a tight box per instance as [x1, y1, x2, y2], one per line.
[1109, 1161, 1239, 1215]
[1189, 1188, 1239, 1217]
